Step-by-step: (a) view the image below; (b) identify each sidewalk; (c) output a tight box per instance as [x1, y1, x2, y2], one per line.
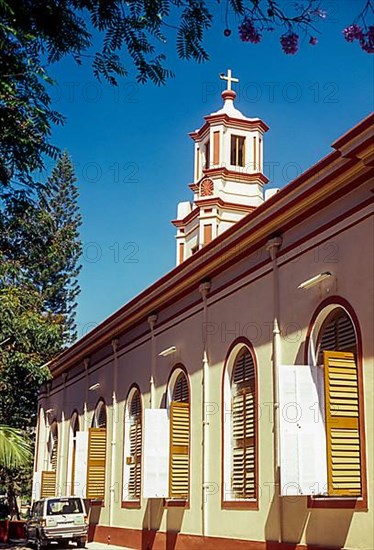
[88, 543, 134, 550]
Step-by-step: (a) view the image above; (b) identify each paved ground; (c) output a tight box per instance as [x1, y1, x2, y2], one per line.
[0, 542, 134, 550]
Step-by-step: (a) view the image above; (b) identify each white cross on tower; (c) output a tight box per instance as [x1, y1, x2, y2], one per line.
[219, 69, 239, 91]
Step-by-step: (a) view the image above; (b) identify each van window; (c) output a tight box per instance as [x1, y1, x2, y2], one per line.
[46, 498, 83, 515]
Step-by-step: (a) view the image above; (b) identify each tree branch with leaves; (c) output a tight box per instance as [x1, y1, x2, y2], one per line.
[0, 0, 372, 190]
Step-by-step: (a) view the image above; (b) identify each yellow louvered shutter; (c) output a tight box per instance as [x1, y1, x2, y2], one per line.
[129, 393, 142, 499]
[169, 401, 190, 498]
[40, 471, 56, 497]
[231, 350, 256, 499]
[232, 387, 256, 498]
[324, 351, 362, 496]
[86, 427, 106, 500]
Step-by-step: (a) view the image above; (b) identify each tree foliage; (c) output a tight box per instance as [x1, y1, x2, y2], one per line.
[0, 153, 81, 512]
[0, 425, 33, 518]
[1, 152, 82, 345]
[1, 0, 372, 191]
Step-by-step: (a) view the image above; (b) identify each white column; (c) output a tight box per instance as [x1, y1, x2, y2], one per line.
[147, 314, 158, 532]
[199, 281, 211, 538]
[109, 338, 119, 527]
[266, 236, 283, 543]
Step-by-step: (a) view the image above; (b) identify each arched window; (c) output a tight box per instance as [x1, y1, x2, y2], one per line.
[92, 400, 107, 428]
[310, 305, 363, 498]
[48, 421, 58, 471]
[231, 349, 256, 499]
[123, 388, 142, 503]
[168, 369, 190, 500]
[87, 399, 107, 500]
[317, 308, 357, 361]
[223, 343, 258, 507]
[41, 421, 58, 498]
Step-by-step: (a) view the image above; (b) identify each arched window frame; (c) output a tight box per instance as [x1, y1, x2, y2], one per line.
[47, 420, 58, 472]
[166, 365, 191, 503]
[305, 297, 367, 510]
[222, 339, 259, 509]
[92, 399, 107, 428]
[40, 420, 58, 498]
[86, 398, 107, 501]
[166, 367, 190, 409]
[122, 385, 143, 508]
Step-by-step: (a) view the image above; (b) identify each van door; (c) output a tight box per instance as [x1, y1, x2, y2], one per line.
[45, 497, 86, 537]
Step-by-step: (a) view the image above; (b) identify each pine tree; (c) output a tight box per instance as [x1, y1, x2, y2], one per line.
[39, 152, 82, 343]
[1, 152, 82, 343]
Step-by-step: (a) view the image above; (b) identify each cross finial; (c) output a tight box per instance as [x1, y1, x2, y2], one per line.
[219, 69, 239, 91]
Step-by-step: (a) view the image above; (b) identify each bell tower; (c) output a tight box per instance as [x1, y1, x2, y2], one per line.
[172, 69, 269, 265]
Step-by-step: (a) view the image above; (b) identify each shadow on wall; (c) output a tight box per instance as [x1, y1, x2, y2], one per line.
[264, 476, 355, 549]
[141, 499, 186, 550]
[141, 498, 162, 550]
[166, 507, 185, 550]
[87, 502, 103, 543]
[305, 508, 355, 549]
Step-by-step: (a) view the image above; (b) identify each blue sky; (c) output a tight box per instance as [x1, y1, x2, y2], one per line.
[46, 1, 373, 339]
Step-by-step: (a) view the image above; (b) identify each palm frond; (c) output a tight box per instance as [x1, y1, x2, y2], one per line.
[0, 425, 32, 469]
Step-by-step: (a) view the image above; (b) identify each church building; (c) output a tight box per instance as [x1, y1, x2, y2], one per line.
[33, 71, 373, 550]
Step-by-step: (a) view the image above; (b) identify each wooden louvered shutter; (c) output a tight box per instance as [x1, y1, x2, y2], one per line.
[231, 350, 256, 499]
[128, 393, 142, 499]
[51, 439, 58, 470]
[318, 312, 356, 363]
[128, 419, 141, 498]
[173, 374, 189, 403]
[324, 351, 362, 496]
[40, 471, 56, 497]
[96, 405, 106, 428]
[86, 427, 106, 500]
[169, 401, 190, 498]
[232, 391, 245, 497]
[49, 425, 58, 471]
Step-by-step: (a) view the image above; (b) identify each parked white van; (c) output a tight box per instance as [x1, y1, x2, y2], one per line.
[25, 496, 88, 549]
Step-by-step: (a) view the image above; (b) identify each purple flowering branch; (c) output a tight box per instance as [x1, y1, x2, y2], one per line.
[343, 0, 374, 53]
[233, 0, 326, 53]
[227, 0, 373, 55]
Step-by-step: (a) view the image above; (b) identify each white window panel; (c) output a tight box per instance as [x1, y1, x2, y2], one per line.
[279, 364, 327, 496]
[143, 409, 169, 498]
[32, 470, 41, 502]
[74, 431, 89, 498]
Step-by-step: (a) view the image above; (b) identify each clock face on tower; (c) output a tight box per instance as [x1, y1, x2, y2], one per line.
[200, 178, 214, 197]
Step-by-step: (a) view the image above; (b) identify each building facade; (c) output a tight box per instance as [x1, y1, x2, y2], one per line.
[33, 78, 373, 550]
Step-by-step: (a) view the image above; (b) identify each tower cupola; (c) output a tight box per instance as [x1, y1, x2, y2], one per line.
[172, 69, 269, 265]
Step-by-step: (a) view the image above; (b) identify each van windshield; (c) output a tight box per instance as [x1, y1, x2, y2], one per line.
[46, 498, 83, 516]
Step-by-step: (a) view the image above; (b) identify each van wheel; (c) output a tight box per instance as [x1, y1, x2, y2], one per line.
[77, 540, 86, 548]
